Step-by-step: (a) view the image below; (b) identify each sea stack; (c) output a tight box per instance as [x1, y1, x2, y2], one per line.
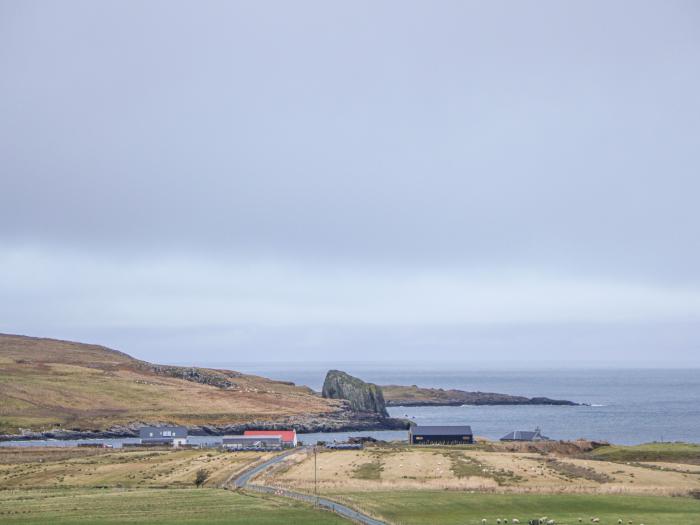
[322, 370, 390, 417]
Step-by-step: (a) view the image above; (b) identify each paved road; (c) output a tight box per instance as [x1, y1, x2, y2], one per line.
[230, 448, 387, 525]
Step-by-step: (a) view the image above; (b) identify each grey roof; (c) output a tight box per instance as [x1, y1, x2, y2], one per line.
[223, 436, 282, 444]
[411, 425, 473, 436]
[500, 430, 550, 441]
[139, 426, 188, 439]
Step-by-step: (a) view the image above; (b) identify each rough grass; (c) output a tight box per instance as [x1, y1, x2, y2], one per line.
[0, 488, 348, 524]
[589, 443, 700, 465]
[352, 461, 383, 480]
[0, 334, 338, 434]
[333, 491, 700, 525]
[544, 458, 613, 483]
[0, 447, 268, 489]
[442, 451, 524, 486]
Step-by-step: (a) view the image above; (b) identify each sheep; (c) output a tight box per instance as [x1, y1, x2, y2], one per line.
[497, 520, 501, 524]
[547, 520, 556, 525]
[618, 520, 623, 524]
[592, 519, 600, 524]
[482, 520, 487, 525]
[512, 520, 520, 524]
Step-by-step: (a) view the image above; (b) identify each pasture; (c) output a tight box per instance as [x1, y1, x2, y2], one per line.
[0, 488, 347, 524]
[331, 491, 700, 525]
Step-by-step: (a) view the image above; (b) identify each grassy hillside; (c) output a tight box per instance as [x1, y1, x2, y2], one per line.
[0, 334, 339, 435]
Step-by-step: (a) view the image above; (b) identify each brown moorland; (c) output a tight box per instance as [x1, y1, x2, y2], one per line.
[0, 333, 341, 435]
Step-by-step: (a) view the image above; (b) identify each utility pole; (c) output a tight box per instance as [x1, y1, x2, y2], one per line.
[313, 445, 318, 506]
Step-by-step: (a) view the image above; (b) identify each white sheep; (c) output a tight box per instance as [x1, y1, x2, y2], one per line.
[547, 520, 556, 525]
[481, 520, 487, 524]
[497, 520, 501, 524]
[618, 520, 623, 524]
[592, 519, 600, 524]
[512, 520, 520, 524]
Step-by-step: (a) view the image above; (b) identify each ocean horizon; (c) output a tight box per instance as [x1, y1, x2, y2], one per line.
[181, 363, 700, 446]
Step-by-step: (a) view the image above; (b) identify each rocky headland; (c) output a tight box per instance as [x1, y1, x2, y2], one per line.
[382, 384, 580, 407]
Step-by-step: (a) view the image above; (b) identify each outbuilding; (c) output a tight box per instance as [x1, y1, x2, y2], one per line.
[500, 428, 550, 442]
[139, 426, 188, 447]
[244, 429, 297, 447]
[222, 436, 283, 450]
[409, 425, 473, 445]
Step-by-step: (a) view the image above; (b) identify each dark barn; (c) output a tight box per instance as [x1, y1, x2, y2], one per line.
[409, 425, 474, 445]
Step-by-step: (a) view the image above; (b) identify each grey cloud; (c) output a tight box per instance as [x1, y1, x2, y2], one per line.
[1, 1, 699, 362]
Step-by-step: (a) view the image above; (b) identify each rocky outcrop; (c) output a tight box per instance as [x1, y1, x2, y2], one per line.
[322, 370, 389, 417]
[382, 385, 580, 407]
[145, 365, 241, 389]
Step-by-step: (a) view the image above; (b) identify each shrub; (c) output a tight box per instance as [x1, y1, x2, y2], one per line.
[194, 469, 209, 487]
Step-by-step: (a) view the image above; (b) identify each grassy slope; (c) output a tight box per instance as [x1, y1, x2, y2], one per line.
[334, 491, 700, 525]
[588, 443, 700, 464]
[0, 488, 348, 524]
[0, 334, 339, 434]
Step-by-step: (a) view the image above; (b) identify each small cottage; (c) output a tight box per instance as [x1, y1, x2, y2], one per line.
[139, 426, 188, 447]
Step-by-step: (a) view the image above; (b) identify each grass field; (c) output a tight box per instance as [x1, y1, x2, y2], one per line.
[268, 445, 700, 496]
[0, 488, 348, 524]
[0, 447, 271, 489]
[589, 443, 700, 465]
[333, 491, 700, 525]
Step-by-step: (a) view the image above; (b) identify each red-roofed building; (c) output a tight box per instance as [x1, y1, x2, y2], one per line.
[243, 429, 297, 447]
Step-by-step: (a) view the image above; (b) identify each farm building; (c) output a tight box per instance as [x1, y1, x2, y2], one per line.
[243, 429, 297, 447]
[500, 428, 550, 442]
[222, 436, 283, 450]
[139, 426, 188, 447]
[409, 425, 473, 445]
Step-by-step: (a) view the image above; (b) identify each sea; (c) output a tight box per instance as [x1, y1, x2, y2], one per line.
[2, 365, 699, 447]
[235, 364, 700, 446]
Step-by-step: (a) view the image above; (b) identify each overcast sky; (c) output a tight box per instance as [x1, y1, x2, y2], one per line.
[1, 1, 699, 366]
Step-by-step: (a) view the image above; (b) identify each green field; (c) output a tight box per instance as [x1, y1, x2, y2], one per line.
[334, 491, 700, 525]
[0, 488, 348, 524]
[588, 442, 700, 464]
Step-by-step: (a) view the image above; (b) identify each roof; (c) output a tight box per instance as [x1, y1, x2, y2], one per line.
[244, 430, 296, 442]
[500, 430, 550, 441]
[410, 425, 473, 436]
[139, 426, 188, 439]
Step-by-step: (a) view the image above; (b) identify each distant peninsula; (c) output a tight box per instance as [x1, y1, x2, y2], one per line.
[382, 384, 580, 407]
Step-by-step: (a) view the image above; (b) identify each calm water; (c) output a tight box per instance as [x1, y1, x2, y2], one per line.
[232, 365, 700, 445]
[3, 366, 699, 446]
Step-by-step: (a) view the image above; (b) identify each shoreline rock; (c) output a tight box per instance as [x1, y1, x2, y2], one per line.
[0, 407, 409, 442]
[322, 370, 389, 417]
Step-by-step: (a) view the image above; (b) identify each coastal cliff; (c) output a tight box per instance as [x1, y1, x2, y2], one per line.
[382, 384, 579, 407]
[322, 370, 390, 417]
